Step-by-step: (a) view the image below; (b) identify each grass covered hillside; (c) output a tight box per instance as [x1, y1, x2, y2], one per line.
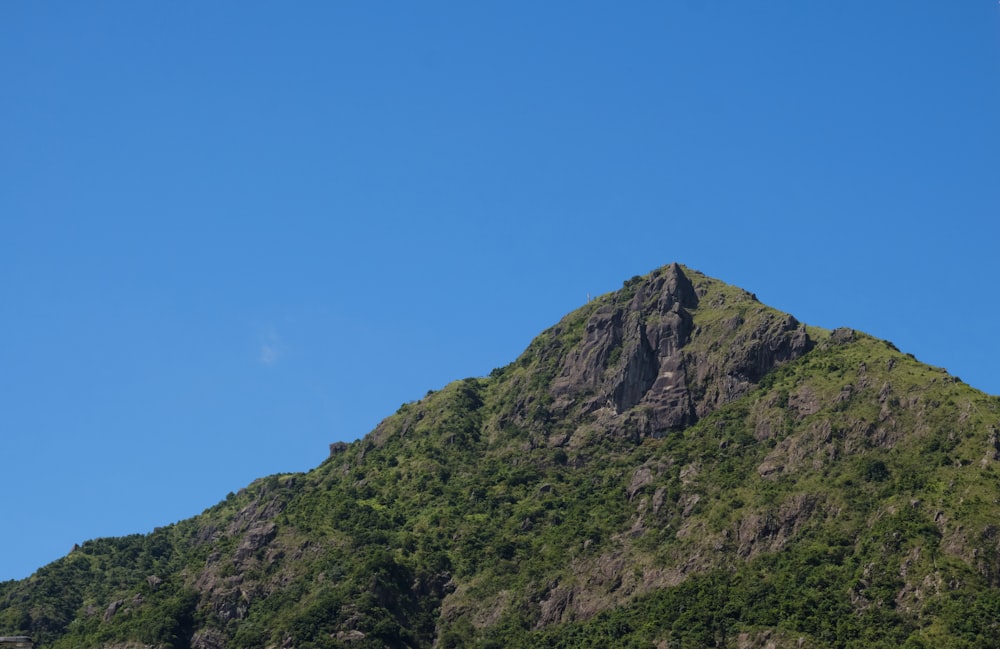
[3, 263, 1000, 648]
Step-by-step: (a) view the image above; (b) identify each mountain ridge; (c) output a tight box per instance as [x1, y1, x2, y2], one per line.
[3, 263, 1000, 648]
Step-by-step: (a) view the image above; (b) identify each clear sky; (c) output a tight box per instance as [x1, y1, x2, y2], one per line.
[2, 2, 998, 582]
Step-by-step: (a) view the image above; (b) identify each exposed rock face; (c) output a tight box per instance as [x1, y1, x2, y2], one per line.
[190, 629, 227, 649]
[234, 521, 277, 562]
[103, 599, 124, 622]
[551, 265, 698, 429]
[733, 494, 821, 558]
[190, 479, 292, 628]
[551, 264, 812, 437]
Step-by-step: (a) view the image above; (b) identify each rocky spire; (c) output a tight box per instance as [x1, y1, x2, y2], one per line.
[550, 263, 812, 438]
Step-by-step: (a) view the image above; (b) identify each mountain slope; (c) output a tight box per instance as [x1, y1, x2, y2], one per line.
[3, 263, 1000, 648]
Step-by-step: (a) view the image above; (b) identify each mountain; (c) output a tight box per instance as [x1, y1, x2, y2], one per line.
[3, 263, 1000, 649]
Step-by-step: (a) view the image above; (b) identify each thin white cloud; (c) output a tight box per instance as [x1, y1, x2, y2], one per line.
[257, 328, 283, 366]
[259, 343, 279, 365]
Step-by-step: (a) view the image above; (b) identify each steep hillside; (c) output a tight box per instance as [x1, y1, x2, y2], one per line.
[3, 263, 1000, 648]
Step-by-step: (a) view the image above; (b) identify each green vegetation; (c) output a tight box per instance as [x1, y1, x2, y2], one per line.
[2, 264, 999, 648]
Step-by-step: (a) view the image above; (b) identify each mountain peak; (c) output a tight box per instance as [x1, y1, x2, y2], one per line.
[635, 261, 699, 310]
[545, 263, 811, 439]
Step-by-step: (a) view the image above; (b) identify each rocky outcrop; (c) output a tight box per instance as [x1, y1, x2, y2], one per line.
[234, 521, 277, 562]
[103, 599, 124, 622]
[190, 629, 227, 649]
[550, 264, 812, 438]
[549, 265, 699, 432]
[733, 494, 821, 558]
[189, 480, 292, 631]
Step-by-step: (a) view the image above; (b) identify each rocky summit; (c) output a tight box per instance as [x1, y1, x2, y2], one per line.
[3, 263, 1000, 648]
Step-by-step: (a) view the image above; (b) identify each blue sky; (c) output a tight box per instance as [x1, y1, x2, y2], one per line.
[1, 2, 998, 581]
